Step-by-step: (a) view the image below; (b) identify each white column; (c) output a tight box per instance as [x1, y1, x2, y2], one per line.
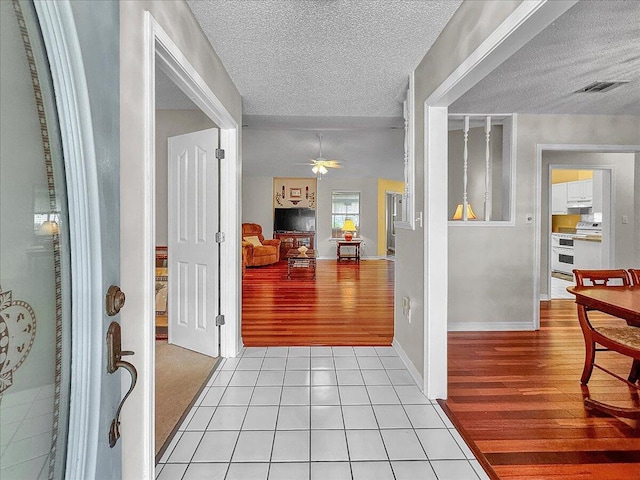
[484, 116, 492, 221]
[462, 115, 469, 221]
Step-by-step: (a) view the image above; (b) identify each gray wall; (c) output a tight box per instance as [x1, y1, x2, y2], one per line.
[404, 0, 522, 380]
[241, 176, 380, 258]
[448, 114, 640, 330]
[243, 128, 404, 180]
[316, 177, 379, 258]
[120, 1, 242, 475]
[155, 109, 216, 245]
[242, 176, 275, 238]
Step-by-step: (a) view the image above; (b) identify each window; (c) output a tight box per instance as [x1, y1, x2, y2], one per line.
[331, 192, 360, 238]
[447, 114, 515, 224]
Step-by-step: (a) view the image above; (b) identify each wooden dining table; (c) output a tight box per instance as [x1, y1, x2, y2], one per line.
[566, 285, 640, 327]
[566, 284, 640, 418]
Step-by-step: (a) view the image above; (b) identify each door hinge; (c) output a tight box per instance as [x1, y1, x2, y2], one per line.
[215, 232, 225, 243]
[215, 148, 225, 160]
[215, 314, 225, 326]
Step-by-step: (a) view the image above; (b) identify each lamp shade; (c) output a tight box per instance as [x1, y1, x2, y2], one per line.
[37, 220, 59, 236]
[342, 219, 357, 241]
[452, 203, 477, 220]
[342, 219, 357, 232]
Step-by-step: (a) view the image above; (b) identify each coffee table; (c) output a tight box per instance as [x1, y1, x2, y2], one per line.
[286, 249, 316, 279]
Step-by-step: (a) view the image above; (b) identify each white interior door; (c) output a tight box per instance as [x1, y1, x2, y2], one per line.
[168, 128, 220, 357]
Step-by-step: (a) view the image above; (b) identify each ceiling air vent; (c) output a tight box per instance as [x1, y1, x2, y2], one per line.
[574, 81, 628, 93]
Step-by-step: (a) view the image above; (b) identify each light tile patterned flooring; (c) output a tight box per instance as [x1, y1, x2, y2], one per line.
[551, 276, 575, 299]
[156, 346, 488, 480]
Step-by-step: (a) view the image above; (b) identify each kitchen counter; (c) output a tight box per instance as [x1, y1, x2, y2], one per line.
[574, 235, 602, 243]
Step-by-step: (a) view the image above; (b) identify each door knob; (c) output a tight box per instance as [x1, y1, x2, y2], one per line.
[106, 321, 137, 448]
[106, 285, 125, 316]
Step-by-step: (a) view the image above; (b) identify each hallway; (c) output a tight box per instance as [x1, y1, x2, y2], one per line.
[156, 346, 487, 480]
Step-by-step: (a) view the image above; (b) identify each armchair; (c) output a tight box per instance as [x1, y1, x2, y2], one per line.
[242, 223, 281, 267]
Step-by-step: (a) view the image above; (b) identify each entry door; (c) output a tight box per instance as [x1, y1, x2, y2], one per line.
[168, 129, 220, 357]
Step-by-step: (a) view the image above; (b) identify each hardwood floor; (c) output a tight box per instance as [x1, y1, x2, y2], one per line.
[242, 259, 394, 346]
[445, 300, 640, 480]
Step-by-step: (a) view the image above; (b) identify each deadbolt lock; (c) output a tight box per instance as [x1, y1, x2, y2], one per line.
[106, 285, 126, 316]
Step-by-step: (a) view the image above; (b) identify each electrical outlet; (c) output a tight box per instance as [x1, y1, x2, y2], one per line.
[622, 215, 628, 224]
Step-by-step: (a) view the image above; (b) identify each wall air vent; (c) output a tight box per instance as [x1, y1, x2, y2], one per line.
[574, 81, 628, 93]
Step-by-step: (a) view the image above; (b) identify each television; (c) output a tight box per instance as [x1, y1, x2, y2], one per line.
[274, 208, 316, 233]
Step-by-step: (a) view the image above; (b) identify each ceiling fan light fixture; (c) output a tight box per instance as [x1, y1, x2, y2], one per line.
[319, 165, 328, 175]
[312, 165, 319, 174]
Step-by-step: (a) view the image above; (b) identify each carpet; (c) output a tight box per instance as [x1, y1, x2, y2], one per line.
[155, 341, 218, 456]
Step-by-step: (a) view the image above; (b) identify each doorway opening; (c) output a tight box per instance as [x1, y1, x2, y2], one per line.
[386, 193, 402, 257]
[153, 66, 221, 459]
[540, 147, 638, 304]
[548, 165, 612, 299]
[131, 13, 241, 475]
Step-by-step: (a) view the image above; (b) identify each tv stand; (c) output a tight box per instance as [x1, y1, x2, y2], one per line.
[274, 231, 315, 260]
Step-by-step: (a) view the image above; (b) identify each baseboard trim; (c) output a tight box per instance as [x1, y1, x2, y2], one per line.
[392, 338, 423, 390]
[448, 321, 535, 332]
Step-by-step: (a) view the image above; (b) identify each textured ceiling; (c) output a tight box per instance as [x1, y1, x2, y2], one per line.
[451, 1, 640, 115]
[187, 0, 463, 119]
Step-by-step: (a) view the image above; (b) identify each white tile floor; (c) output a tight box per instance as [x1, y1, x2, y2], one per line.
[156, 346, 488, 480]
[0, 384, 55, 480]
[551, 276, 575, 299]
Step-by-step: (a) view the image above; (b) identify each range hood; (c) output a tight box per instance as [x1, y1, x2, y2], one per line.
[566, 202, 592, 211]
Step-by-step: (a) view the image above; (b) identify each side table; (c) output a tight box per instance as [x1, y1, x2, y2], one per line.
[337, 240, 361, 262]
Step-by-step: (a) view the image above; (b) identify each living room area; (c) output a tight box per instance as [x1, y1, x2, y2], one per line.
[241, 124, 404, 346]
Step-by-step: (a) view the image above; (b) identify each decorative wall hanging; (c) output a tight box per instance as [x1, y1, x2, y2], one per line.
[0, 287, 37, 394]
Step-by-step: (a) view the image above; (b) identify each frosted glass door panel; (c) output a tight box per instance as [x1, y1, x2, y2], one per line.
[0, 1, 70, 479]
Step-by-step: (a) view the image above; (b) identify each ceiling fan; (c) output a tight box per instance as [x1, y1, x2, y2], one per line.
[295, 133, 342, 178]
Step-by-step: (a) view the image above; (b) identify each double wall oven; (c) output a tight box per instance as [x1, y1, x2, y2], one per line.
[551, 222, 602, 276]
[551, 233, 575, 275]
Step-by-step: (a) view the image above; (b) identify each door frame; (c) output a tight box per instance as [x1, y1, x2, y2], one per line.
[420, 0, 578, 398]
[535, 144, 640, 324]
[123, 13, 241, 478]
[34, 1, 104, 478]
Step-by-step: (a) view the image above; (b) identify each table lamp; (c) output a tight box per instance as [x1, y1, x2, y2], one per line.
[342, 219, 357, 241]
[452, 203, 477, 220]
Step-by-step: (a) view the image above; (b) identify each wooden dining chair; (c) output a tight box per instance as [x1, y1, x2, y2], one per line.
[573, 269, 630, 287]
[572, 270, 640, 418]
[627, 269, 640, 383]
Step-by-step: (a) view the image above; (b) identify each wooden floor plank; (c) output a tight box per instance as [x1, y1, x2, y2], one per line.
[242, 259, 394, 346]
[445, 300, 640, 479]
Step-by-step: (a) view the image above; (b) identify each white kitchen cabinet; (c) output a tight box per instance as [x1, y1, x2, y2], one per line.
[573, 237, 602, 270]
[566, 179, 592, 205]
[551, 183, 567, 214]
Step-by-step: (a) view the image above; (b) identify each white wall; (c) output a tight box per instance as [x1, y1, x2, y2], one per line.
[155, 109, 216, 245]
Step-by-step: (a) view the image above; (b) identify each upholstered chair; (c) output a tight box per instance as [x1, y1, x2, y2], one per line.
[242, 223, 281, 267]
